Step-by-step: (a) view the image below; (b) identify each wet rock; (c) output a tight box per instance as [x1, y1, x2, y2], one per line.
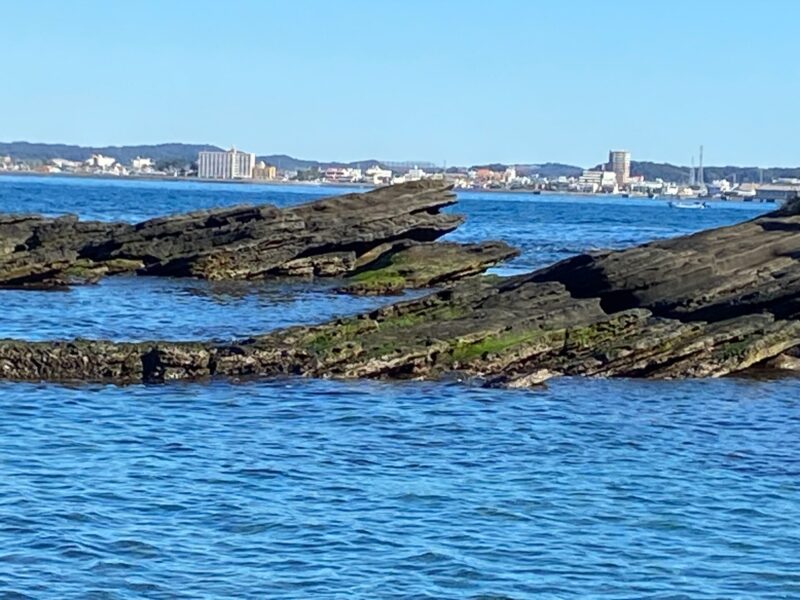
[0, 339, 147, 382]
[3, 198, 800, 386]
[1, 181, 508, 289]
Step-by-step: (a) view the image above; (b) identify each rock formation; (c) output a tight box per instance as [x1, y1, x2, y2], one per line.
[3, 194, 800, 386]
[0, 181, 509, 289]
[337, 241, 519, 295]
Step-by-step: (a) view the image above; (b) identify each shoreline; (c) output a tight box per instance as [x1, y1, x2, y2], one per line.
[0, 170, 777, 203]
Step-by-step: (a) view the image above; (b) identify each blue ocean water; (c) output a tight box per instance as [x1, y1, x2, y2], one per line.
[1, 175, 799, 599]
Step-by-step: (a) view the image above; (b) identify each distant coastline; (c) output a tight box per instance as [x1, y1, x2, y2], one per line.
[4, 140, 800, 184]
[0, 170, 780, 203]
[0, 169, 371, 188]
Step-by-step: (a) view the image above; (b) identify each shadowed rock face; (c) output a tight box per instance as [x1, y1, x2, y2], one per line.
[0, 181, 489, 287]
[2, 196, 800, 386]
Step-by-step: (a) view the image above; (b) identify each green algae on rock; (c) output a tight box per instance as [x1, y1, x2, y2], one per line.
[337, 241, 519, 295]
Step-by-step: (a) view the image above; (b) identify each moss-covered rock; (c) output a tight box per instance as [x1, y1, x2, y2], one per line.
[338, 241, 519, 295]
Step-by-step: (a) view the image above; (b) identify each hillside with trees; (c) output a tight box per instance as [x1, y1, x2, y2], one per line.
[631, 161, 800, 184]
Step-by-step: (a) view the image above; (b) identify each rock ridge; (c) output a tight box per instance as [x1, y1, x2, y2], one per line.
[1, 181, 510, 289]
[3, 191, 800, 386]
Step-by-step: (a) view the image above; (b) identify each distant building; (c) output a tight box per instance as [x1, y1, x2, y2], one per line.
[608, 150, 631, 186]
[470, 168, 503, 183]
[131, 156, 154, 170]
[405, 166, 426, 181]
[111, 163, 129, 176]
[705, 179, 733, 197]
[198, 147, 256, 179]
[1, 155, 13, 170]
[85, 154, 116, 170]
[253, 161, 277, 180]
[578, 170, 618, 193]
[754, 183, 800, 202]
[51, 158, 82, 170]
[365, 166, 393, 185]
[323, 167, 362, 183]
[726, 183, 757, 199]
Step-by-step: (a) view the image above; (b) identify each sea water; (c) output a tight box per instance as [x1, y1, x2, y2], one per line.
[1, 175, 798, 599]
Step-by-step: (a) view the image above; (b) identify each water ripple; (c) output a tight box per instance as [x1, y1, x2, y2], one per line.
[0, 177, 793, 598]
[0, 378, 798, 598]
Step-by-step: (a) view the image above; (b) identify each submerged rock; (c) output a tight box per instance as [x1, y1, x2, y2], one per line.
[3, 196, 800, 386]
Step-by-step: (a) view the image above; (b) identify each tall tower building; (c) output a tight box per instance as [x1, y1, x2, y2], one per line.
[608, 150, 631, 186]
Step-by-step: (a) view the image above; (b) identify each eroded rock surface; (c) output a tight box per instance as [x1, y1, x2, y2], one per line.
[1, 181, 496, 288]
[3, 198, 800, 386]
[0, 214, 126, 287]
[337, 241, 519, 295]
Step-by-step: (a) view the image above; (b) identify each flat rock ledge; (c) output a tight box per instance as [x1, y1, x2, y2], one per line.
[337, 241, 519, 295]
[0, 180, 509, 291]
[3, 198, 800, 386]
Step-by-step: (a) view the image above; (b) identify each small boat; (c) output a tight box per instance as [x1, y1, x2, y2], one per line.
[669, 200, 709, 209]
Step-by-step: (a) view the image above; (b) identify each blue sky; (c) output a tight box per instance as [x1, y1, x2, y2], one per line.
[2, 0, 798, 166]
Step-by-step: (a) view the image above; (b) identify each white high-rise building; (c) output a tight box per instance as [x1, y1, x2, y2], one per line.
[198, 147, 256, 179]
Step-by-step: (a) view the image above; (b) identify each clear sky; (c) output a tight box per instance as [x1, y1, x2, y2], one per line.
[2, 0, 798, 167]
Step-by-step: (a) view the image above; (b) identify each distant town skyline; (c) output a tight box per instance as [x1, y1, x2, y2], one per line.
[4, 139, 800, 173]
[2, 0, 799, 166]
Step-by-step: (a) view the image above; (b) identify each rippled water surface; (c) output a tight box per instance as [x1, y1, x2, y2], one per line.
[2, 175, 798, 599]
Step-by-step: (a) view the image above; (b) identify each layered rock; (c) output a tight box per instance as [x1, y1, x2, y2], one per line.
[1, 181, 496, 288]
[337, 241, 519, 295]
[3, 198, 800, 386]
[0, 214, 125, 287]
[531, 198, 800, 321]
